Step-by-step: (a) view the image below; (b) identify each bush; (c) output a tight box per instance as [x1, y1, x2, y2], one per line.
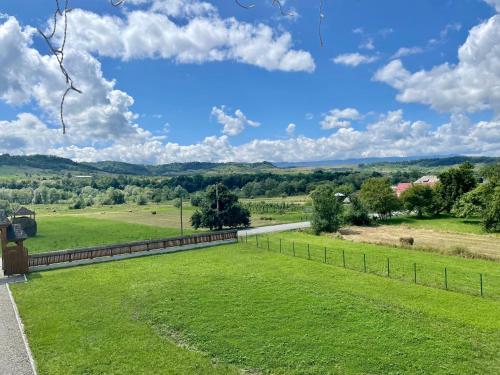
[344, 195, 370, 226]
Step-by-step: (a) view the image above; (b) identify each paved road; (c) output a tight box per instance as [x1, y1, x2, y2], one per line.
[0, 262, 36, 375]
[238, 221, 311, 237]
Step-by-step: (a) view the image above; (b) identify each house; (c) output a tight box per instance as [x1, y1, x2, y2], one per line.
[414, 175, 439, 186]
[393, 182, 412, 197]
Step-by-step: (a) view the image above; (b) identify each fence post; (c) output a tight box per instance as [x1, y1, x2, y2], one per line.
[267, 236, 270, 251]
[279, 239, 282, 253]
[413, 263, 417, 284]
[307, 244, 311, 260]
[246, 232, 248, 243]
[480, 273, 484, 297]
[324, 247, 327, 263]
[444, 268, 448, 290]
[387, 258, 390, 278]
[342, 250, 346, 268]
[256, 235, 259, 248]
[293, 241, 295, 257]
[363, 254, 367, 273]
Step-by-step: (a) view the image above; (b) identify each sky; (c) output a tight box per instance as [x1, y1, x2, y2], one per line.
[0, 0, 499, 164]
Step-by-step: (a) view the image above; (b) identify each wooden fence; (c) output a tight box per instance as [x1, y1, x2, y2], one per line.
[28, 230, 237, 268]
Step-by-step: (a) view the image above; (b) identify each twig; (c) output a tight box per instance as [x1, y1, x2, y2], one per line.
[38, 0, 81, 134]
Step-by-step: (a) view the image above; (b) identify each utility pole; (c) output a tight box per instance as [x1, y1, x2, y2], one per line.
[180, 195, 183, 236]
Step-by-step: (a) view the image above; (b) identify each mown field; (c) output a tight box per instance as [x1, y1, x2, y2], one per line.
[12, 236, 500, 375]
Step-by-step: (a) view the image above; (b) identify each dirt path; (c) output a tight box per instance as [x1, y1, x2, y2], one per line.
[339, 225, 500, 259]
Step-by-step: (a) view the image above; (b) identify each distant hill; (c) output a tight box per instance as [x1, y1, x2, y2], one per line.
[0, 154, 497, 178]
[0, 154, 278, 176]
[276, 155, 499, 168]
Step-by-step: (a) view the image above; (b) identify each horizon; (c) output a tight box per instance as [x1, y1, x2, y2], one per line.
[1, 0, 499, 163]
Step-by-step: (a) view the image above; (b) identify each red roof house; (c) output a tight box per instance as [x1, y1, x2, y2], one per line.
[394, 182, 412, 197]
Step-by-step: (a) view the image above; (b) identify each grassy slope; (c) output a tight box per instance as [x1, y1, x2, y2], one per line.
[12, 242, 500, 374]
[24, 216, 189, 253]
[263, 231, 500, 298]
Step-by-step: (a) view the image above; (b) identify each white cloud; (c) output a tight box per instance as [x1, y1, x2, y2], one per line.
[0, 17, 149, 146]
[320, 108, 361, 129]
[2, 110, 499, 163]
[211, 106, 260, 136]
[485, 0, 500, 12]
[375, 14, 500, 114]
[360, 38, 375, 50]
[60, 6, 315, 73]
[332, 53, 378, 67]
[392, 46, 425, 59]
[286, 123, 296, 136]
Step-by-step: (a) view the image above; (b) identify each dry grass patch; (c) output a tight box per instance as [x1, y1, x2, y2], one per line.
[340, 225, 500, 260]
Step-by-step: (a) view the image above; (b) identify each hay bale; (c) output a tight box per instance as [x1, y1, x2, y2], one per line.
[400, 237, 414, 246]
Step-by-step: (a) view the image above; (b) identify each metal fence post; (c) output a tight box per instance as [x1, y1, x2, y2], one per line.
[413, 263, 417, 284]
[480, 273, 484, 297]
[307, 244, 311, 260]
[444, 268, 448, 290]
[256, 235, 258, 247]
[267, 236, 270, 251]
[363, 254, 367, 273]
[279, 238, 282, 253]
[342, 250, 346, 268]
[324, 247, 327, 263]
[387, 258, 390, 278]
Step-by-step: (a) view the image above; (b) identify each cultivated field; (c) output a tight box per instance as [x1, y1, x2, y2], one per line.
[11, 237, 500, 375]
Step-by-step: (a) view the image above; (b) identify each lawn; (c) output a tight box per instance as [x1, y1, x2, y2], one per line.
[24, 216, 190, 254]
[11, 240, 500, 374]
[260, 231, 500, 299]
[385, 214, 491, 235]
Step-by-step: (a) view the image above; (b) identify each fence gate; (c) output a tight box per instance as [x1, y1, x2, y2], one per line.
[0, 212, 29, 276]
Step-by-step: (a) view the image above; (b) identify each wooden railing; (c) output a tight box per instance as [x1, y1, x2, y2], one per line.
[28, 230, 237, 268]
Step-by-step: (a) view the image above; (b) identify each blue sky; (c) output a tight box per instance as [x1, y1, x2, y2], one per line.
[0, 0, 499, 163]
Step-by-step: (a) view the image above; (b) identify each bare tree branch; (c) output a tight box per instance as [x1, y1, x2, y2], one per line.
[235, 0, 255, 9]
[38, 0, 81, 134]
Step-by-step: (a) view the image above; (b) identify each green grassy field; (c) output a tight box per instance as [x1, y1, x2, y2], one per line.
[385, 214, 490, 235]
[11, 239, 500, 375]
[261, 231, 500, 299]
[24, 216, 189, 253]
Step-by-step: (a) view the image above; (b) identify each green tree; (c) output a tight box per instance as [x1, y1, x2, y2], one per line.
[344, 195, 371, 226]
[452, 164, 500, 232]
[360, 177, 400, 220]
[438, 162, 477, 212]
[310, 185, 344, 235]
[400, 184, 435, 217]
[191, 183, 250, 230]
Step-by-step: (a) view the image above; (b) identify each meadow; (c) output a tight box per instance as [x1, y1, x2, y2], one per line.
[12, 238, 500, 375]
[22, 201, 309, 253]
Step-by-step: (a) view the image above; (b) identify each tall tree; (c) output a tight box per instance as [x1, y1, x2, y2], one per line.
[360, 177, 400, 220]
[400, 184, 436, 218]
[191, 183, 250, 230]
[438, 162, 477, 212]
[310, 185, 344, 235]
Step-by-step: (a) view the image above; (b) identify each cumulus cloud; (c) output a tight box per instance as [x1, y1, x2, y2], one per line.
[5, 109, 498, 164]
[211, 106, 260, 136]
[332, 53, 378, 67]
[376, 13, 500, 114]
[59, 6, 315, 72]
[320, 108, 361, 129]
[286, 123, 296, 136]
[0, 17, 149, 146]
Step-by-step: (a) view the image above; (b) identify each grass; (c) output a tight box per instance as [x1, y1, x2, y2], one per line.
[259, 231, 500, 299]
[385, 214, 492, 235]
[25, 216, 190, 254]
[11, 241, 500, 374]
[31, 202, 306, 229]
